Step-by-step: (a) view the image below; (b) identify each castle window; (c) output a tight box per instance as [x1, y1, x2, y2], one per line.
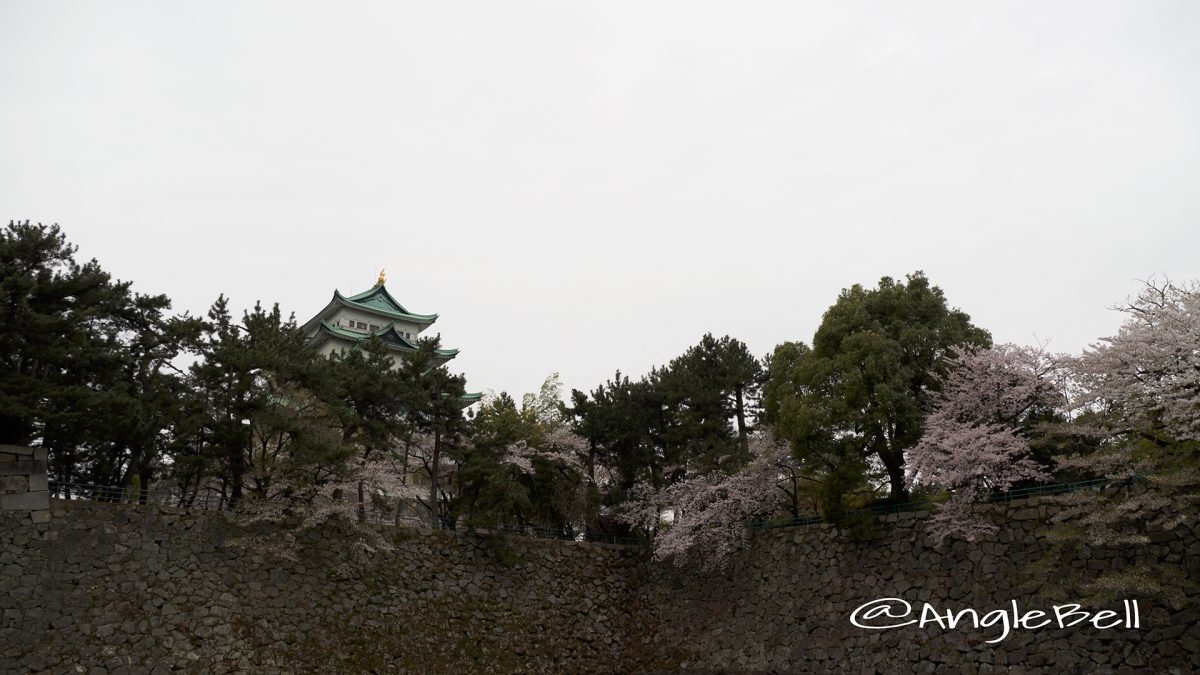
[369, 324, 380, 331]
[357, 321, 367, 329]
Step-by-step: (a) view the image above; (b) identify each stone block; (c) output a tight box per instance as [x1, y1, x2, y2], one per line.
[30, 509, 50, 524]
[0, 490, 49, 511]
[28, 474, 48, 492]
[0, 444, 34, 458]
[0, 460, 47, 476]
[0, 476, 27, 492]
[0, 445, 44, 462]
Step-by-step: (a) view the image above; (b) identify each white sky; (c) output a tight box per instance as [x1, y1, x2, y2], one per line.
[2, 2, 1198, 400]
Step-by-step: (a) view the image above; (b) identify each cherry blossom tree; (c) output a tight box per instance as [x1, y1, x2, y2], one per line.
[1050, 278, 1200, 492]
[502, 425, 588, 476]
[1073, 278, 1200, 442]
[617, 432, 796, 570]
[1040, 278, 1200, 608]
[446, 374, 621, 533]
[499, 423, 613, 531]
[907, 344, 1061, 544]
[224, 457, 401, 565]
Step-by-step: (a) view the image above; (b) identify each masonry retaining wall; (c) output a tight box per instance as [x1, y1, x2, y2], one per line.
[634, 501, 1200, 672]
[2, 453, 1197, 673]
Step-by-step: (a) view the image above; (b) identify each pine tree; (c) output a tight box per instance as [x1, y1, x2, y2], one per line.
[0, 221, 199, 491]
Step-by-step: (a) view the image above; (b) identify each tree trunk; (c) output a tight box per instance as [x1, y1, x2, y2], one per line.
[790, 474, 800, 518]
[734, 385, 749, 454]
[587, 439, 597, 484]
[881, 449, 908, 500]
[137, 465, 152, 505]
[229, 443, 244, 507]
[229, 413, 247, 508]
[427, 428, 441, 528]
[119, 437, 149, 497]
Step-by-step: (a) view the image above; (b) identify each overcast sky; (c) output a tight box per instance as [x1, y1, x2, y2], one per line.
[2, 2, 1198, 400]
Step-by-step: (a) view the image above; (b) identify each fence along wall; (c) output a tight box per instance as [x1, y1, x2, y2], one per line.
[2, 451, 1198, 673]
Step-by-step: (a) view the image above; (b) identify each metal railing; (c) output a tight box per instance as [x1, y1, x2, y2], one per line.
[985, 475, 1118, 501]
[746, 474, 1141, 532]
[469, 523, 645, 546]
[48, 481, 228, 509]
[53, 475, 1131, 543]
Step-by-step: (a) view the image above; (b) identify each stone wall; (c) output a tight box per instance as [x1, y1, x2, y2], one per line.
[633, 501, 1200, 672]
[1, 500, 641, 673]
[3, 489, 1197, 672]
[0, 444, 49, 528]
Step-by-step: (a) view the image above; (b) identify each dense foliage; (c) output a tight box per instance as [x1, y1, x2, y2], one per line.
[1, 222, 464, 538]
[1, 222, 202, 488]
[4, 222, 1195, 582]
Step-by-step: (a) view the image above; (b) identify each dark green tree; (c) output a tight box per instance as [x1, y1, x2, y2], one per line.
[452, 393, 532, 526]
[760, 340, 811, 427]
[772, 272, 990, 509]
[182, 298, 349, 507]
[394, 335, 470, 527]
[104, 295, 203, 492]
[326, 337, 407, 519]
[658, 333, 763, 472]
[0, 221, 200, 492]
[571, 371, 667, 493]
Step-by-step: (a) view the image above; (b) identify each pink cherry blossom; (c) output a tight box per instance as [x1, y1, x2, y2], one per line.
[908, 344, 1058, 545]
[618, 432, 796, 570]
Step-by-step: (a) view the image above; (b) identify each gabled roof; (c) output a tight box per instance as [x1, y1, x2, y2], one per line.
[301, 283, 438, 335]
[310, 320, 460, 360]
[342, 284, 438, 323]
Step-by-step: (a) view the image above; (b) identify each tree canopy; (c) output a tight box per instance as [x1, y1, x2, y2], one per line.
[769, 272, 991, 516]
[5, 222, 1194, 581]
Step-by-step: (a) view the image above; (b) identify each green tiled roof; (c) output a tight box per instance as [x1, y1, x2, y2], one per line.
[337, 284, 438, 323]
[303, 283, 478, 404]
[314, 321, 459, 360]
